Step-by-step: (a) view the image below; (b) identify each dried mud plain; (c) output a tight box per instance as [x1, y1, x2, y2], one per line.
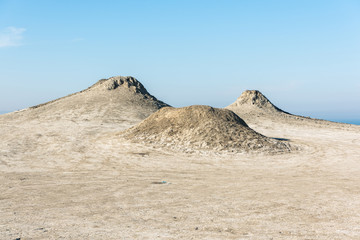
[1, 77, 360, 239]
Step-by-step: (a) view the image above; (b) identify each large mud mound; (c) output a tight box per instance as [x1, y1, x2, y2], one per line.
[31, 76, 168, 110]
[122, 105, 292, 153]
[227, 90, 288, 114]
[4, 76, 169, 127]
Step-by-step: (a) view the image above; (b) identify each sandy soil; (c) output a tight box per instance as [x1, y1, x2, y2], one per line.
[1, 80, 360, 239]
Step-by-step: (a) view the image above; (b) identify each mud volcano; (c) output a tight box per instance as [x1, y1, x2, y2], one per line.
[226, 90, 288, 114]
[123, 105, 292, 153]
[5, 76, 169, 126]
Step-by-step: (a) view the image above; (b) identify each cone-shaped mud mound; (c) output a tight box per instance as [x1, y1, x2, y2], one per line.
[30, 76, 169, 111]
[226, 90, 288, 114]
[122, 105, 292, 153]
[226, 90, 346, 129]
[3, 76, 169, 128]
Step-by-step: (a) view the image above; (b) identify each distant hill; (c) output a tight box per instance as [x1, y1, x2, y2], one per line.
[226, 90, 357, 131]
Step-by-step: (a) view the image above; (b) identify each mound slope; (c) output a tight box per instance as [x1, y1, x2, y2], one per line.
[122, 105, 292, 153]
[3, 76, 169, 127]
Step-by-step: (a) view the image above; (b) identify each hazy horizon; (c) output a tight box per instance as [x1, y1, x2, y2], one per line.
[1, 0, 359, 120]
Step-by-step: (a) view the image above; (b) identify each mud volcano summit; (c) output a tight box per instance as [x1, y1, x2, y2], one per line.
[122, 105, 292, 153]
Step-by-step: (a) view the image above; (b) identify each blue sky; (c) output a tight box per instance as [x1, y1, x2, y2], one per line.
[0, 0, 359, 120]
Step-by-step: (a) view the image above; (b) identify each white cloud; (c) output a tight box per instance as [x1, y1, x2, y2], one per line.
[0, 27, 26, 48]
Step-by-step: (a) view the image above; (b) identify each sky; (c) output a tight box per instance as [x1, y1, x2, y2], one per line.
[0, 0, 359, 121]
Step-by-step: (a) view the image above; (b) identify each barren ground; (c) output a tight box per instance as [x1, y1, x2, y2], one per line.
[1, 111, 360, 240]
[1, 81, 360, 239]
